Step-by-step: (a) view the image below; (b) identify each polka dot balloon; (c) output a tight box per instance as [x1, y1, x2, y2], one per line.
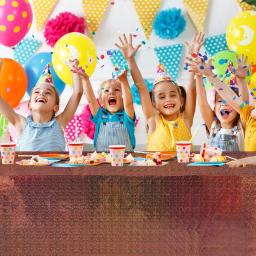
[0, 0, 33, 47]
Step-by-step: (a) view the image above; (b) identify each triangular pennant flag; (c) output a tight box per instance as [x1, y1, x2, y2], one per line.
[154, 44, 184, 81]
[132, 0, 161, 39]
[13, 37, 41, 65]
[184, 0, 209, 32]
[32, 0, 59, 31]
[108, 49, 129, 77]
[204, 33, 228, 56]
[82, 0, 110, 35]
[236, 0, 255, 11]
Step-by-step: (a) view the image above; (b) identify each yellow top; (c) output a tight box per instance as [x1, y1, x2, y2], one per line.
[147, 114, 192, 152]
[240, 105, 256, 151]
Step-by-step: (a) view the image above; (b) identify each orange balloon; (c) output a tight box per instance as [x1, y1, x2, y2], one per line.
[0, 58, 27, 107]
[252, 64, 256, 75]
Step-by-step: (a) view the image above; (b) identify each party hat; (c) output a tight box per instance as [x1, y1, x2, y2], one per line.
[154, 64, 174, 85]
[38, 64, 54, 85]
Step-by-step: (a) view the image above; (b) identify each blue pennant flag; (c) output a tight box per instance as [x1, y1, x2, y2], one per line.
[154, 44, 184, 81]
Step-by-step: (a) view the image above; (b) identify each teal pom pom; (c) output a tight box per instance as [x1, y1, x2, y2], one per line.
[153, 8, 186, 40]
[131, 79, 153, 105]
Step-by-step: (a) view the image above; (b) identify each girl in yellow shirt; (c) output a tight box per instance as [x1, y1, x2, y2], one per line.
[115, 33, 204, 151]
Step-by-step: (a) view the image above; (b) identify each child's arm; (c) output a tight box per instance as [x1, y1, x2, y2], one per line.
[195, 76, 214, 131]
[69, 64, 99, 116]
[227, 156, 256, 168]
[184, 32, 205, 128]
[57, 59, 83, 129]
[187, 58, 243, 114]
[117, 70, 135, 119]
[115, 34, 156, 122]
[0, 98, 25, 134]
[232, 54, 251, 102]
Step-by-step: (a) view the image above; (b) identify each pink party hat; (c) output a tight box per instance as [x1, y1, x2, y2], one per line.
[37, 64, 54, 86]
[154, 64, 174, 85]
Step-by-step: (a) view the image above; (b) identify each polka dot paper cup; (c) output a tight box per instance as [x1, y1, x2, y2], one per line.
[0, 143, 16, 164]
[68, 143, 84, 160]
[109, 145, 126, 166]
[176, 141, 192, 163]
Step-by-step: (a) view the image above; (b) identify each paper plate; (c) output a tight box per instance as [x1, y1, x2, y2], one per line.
[51, 163, 88, 167]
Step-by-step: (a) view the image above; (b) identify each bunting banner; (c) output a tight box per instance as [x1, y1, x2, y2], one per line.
[204, 33, 228, 56]
[14, 37, 41, 65]
[32, 0, 59, 31]
[236, 0, 255, 11]
[154, 44, 184, 81]
[82, 0, 110, 35]
[108, 49, 129, 77]
[183, 0, 209, 32]
[132, 0, 161, 39]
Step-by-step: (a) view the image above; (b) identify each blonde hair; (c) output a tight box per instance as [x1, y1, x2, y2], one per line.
[98, 79, 121, 96]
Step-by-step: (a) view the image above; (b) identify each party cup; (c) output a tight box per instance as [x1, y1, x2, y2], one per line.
[109, 145, 126, 166]
[175, 141, 192, 163]
[0, 143, 16, 164]
[68, 142, 84, 160]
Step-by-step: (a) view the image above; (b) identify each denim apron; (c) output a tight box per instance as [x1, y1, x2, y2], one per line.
[95, 114, 132, 152]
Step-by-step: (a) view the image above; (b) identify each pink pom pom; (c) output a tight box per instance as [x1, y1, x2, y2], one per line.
[44, 12, 87, 47]
[80, 104, 95, 140]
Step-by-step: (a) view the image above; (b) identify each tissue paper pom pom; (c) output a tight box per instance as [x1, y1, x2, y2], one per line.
[44, 12, 87, 47]
[153, 8, 186, 40]
[131, 79, 153, 105]
[80, 104, 96, 140]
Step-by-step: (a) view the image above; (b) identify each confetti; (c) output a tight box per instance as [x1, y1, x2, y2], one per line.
[100, 54, 105, 59]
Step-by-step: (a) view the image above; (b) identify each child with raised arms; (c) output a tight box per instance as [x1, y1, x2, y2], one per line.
[0, 60, 83, 151]
[115, 33, 204, 151]
[70, 61, 136, 152]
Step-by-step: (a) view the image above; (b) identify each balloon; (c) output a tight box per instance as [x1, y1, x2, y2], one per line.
[252, 64, 256, 75]
[0, 58, 27, 107]
[24, 52, 65, 95]
[249, 73, 256, 99]
[0, 114, 8, 138]
[204, 50, 250, 89]
[0, 0, 33, 47]
[226, 11, 256, 64]
[52, 32, 97, 85]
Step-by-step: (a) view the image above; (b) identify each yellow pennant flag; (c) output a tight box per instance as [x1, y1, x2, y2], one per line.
[132, 0, 161, 39]
[184, 0, 209, 32]
[32, 0, 59, 31]
[236, 0, 255, 11]
[82, 0, 110, 35]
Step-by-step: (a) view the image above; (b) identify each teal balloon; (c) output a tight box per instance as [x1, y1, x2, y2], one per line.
[24, 52, 65, 95]
[0, 115, 8, 137]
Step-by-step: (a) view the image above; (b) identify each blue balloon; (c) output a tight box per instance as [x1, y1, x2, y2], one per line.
[24, 52, 65, 95]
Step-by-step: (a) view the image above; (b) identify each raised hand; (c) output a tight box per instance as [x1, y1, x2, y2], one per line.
[231, 54, 252, 80]
[68, 59, 89, 80]
[115, 34, 141, 60]
[117, 69, 128, 83]
[186, 57, 214, 77]
[185, 32, 205, 55]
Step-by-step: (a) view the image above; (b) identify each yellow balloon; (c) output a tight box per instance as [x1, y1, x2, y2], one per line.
[52, 32, 97, 85]
[226, 11, 256, 64]
[250, 73, 256, 99]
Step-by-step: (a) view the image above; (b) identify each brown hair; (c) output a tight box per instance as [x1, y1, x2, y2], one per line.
[150, 81, 185, 110]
